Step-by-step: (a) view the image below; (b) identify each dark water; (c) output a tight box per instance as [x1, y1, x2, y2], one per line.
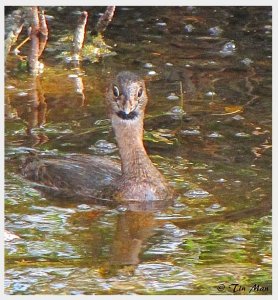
[5, 6, 272, 295]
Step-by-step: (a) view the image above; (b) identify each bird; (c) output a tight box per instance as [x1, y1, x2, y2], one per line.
[21, 71, 174, 209]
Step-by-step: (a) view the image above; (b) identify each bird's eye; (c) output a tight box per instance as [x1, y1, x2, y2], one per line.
[137, 87, 143, 98]
[113, 85, 120, 97]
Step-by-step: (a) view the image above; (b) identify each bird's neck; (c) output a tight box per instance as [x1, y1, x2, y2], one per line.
[111, 113, 156, 178]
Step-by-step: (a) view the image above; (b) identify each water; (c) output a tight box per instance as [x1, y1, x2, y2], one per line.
[5, 6, 271, 295]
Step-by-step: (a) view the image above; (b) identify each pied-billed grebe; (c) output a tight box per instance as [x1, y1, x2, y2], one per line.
[21, 72, 174, 205]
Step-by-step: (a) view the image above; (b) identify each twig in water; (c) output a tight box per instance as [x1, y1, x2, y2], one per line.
[211, 109, 243, 116]
[27, 6, 40, 75]
[13, 36, 30, 54]
[5, 9, 25, 60]
[38, 10, 48, 57]
[95, 6, 115, 35]
[72, 11, 88, 61]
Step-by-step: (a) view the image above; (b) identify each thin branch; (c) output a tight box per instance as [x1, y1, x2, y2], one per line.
[38, 9, 48, 57]
[95, 6, 115, 34]
[4, 9, 25, 60]
[27, 6, 40, 75]
[13, 36, 30, 54]
[72, 11, 88, 60]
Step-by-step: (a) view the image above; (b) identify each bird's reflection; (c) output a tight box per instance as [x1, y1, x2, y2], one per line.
[110, 210, 157, 266]
[95, 199, 271, 275]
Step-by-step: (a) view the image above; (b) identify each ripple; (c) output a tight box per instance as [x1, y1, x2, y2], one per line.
[208, 26, 223, 36]
[157, 128, 175, 138]
[220, 41, 236, 56]
[184, 188, 210, 198]
[94, 119, 110, 126]
[226, 236, 247, 244]
[77, 204, 91, 211]
[135, 263, 195, 291]
[143, 62, 154, 69]
[180, 129, 201, 136]
[68, 74, 79, 78]
[4, 230, 20, 242]
[205, 91, 216, 97]
[207, 132, 223, 138]
[148, 70, 157, 76]
[6, 85, 16, 90]
[205, 203, 224, 212]
[214, 178, 227, 183]
[13, 282, 30, 293]
[95, 140, 117, 149]
[166, 93, 179, 100]
[89, 140, 117, 154]
[235, 132, 250, 137]
[184, 24, 195, 33]
[50, 283, 67, 290]
[16, 92, 28, 97]
[232, 114, 245, 121]
[156, 22, 167, 26]
[169, 106, 184, 115]
[26, 240, 80, 258]
[241, 57, 253, 66]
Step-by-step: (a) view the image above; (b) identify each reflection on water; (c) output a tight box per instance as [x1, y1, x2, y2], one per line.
[5, 6, 271, 295]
